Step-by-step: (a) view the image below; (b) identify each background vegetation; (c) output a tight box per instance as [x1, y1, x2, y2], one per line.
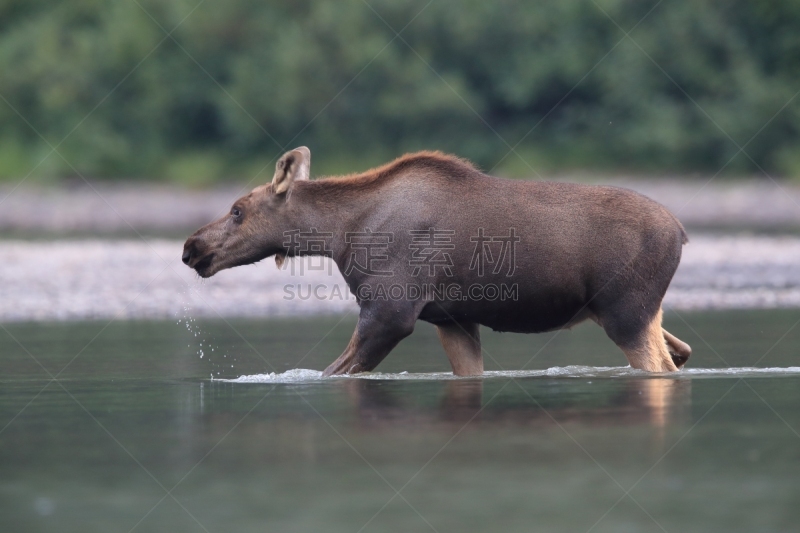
[1, 0, 800, 184]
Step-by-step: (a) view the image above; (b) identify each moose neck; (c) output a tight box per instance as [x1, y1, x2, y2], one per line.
[283, 179, 374, 265]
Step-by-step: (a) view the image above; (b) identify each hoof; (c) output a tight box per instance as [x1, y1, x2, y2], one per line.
[322, 361, 367, 376]
[669, 351, 690, 369]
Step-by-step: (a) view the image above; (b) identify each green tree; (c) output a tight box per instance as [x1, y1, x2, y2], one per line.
[0, 0, 798, 181]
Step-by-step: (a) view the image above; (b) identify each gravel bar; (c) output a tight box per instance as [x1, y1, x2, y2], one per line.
[3, 178, 800, 234]
[2, 235, 800, 322]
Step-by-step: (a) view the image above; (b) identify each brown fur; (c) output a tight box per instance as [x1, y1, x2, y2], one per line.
[618, 308, 678, 373]
[183, 147, 692, 376]
[320, 151, 479, 185]
[436, 322, 483, 376]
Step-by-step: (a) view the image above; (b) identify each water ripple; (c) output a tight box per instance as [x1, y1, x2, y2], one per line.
[225, 365, 800, 383]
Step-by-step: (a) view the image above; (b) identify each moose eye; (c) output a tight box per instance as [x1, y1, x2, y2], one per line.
[231, 207, 242, 219]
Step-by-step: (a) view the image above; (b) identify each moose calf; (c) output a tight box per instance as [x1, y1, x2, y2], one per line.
[183, 147, 691, 376]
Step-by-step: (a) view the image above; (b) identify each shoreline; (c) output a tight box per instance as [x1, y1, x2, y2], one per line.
[3, 178, 800, 235]
[3, 234, 800, 322]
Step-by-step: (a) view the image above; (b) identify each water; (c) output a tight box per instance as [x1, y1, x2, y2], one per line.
[229, 366, 800, 382]
[1, 310, 799, 532]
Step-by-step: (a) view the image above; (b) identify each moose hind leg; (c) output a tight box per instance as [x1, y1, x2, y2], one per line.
[663, 329, 692, 368]
[603, 307, 678, 373]
[436, 322, 483, 376]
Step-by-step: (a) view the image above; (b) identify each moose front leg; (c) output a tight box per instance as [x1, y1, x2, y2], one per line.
[322, 305, 417, 376]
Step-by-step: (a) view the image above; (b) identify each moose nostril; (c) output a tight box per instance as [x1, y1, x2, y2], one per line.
[182, 248, 192, 265]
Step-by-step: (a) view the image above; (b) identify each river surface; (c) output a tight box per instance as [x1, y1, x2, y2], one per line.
[2, 310, 799, 532]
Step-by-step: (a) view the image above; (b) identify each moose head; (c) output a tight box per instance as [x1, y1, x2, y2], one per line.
[182, 147, 311, 277]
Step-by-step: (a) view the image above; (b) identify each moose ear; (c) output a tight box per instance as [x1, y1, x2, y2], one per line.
[272, 146, 310, 195]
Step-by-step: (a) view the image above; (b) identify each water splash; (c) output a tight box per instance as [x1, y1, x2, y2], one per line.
[176, 280, 236, 377]
[229, 368, 325, 383]
[225, 365, 800, 384]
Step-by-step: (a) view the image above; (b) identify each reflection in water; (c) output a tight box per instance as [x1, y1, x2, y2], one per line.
[193, 375, 693, 465]
[342, 377, 691, 445]
[640, 378, 692, 448]
[440, 380, 484, 418]
[642, 378, 690, 428]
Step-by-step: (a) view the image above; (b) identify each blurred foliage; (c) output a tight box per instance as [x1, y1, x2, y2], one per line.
[0, 0, 799, 182]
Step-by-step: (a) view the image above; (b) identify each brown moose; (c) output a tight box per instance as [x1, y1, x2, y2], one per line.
[183, 147, 692, 376]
